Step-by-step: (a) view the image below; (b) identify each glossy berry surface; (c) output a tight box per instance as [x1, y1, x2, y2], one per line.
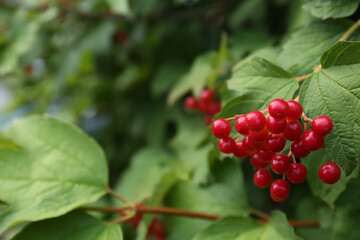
[235, 115, 249, 135]
[266, 116, 287, 134]
[267, 134, 286, 152]
[283, 120, 303, 141]
[249, 128, 269, 142]
[218, 137, 235, 154]
[311, 115, 333, 136]
[271, 154, 291, 174]
[286, 163, 307, 184]
[302, 130, 324, 151]
[185, 96, 197, 109]
[319, 162, 341, 184]
[246, 111, 266, 132]
[257, 149, 275, 161]
[251, 154, 269, 169]
[233, 141, 249, 158]
[269, 99, 289, 119]
[270, 179, 291, 202]
[287, 100, 303, 120]
[212, 119, 232, 138]
[200, 89, 214, 103]
[254, 169, 272, 188]
[291, 139, 310, 158]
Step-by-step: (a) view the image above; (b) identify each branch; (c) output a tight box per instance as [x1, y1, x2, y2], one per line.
[106, 187, 129, 204]
[338, 19, 360, 42]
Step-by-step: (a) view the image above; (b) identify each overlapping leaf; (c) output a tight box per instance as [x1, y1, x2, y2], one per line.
[302, 0, 360, 19]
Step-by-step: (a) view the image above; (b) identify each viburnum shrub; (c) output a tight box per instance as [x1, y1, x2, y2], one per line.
[212, 98, 339, 202]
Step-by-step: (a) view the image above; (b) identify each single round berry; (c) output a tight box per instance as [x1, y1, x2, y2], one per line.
[302, 130, 324, 151]
[291, 139, 310, 158]
[267, 134, 286, 152]
[311, 115, 333, 136]
[251, 154, 270, 168]
[249, 128, 269, 142]
[266, 116, 287, 134]
[287, 101, 303, 120]
[235, 115, 249, 135]
[185, 96, 197, 110]
[233, 141, 249, 158]
[198, 101, 210, 113]
[254, 169, 272, 188]
[209, 101, 221, 115]
[218, 137, 235, 154]
[271, 154, 291, 174]
[319, 162, 341, 184]
[269, 99, 289, 119]
[283, 120, 303, 141]
[200, 89, 214, 103]
[270, 179, 291, 202]
[242, 135, 257, 154]
[286, 163, 307, 184]
[212, 119, 232, 138]
[257, 148, 275, 161]
[246, 111, 266, 132]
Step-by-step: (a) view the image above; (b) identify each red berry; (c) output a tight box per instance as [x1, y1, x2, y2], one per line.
[266, 116, 287, 134]
[257, 148, 275, 161]
[251, 154, 270, 169]
[204, 114, 213, 126]
[254, 169, 272, 188]
[212, 119, 232, 138]
[200, 89, 214, 103]
[302, 130, 324, 151]
[267, 134, 286, 152]
[291, 139, 310, 158]
[271, 154, 291, 174]
[185, 96, 197, 110]
[218, 137, 235, 154]
[209, 101, 221, 115]
[242, 135, 257, 154]
[154, 235, 166, 240]
[198, 101, 210, 113]
[270, 179, 290, 202]
[235, 115, 249, 135]
[283, 120, 302, 141]
[246, 111, 266, 132]
[287, 101, 303, 120]
[311, 115, 333, 136]
[286, 163, 307, 184]
[147, 217, 165, 237]
[319, 162, 341, 184]
[233, 141, 249, 158]
[269, 99, 289, 119]
[249, 128, 269, 142]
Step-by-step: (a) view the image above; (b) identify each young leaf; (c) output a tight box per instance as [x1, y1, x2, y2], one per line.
[0, 115, 108, 232]
[321, 41, 360, 68]
[301, 0, 360, 19]
[13, 212, 123, 240]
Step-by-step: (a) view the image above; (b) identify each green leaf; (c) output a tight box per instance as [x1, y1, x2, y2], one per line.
[193, 211, 301, 240]
[106, 0, 131, 15]
[332, 206, 360, 240]
[164, 159, 248, 240]
[0, 115, 108, 232]
[222, 57, 298, 118]
[13, 212, 122, 240]
[299, 66, 360, 175]
[278, 20, 359, 76]
[301, 0, 360, 19]
[321, 41, 360, 68]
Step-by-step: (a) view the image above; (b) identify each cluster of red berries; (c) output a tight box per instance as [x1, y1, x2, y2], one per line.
[185, 89, 221, 125]
[212, 98, 340, 202]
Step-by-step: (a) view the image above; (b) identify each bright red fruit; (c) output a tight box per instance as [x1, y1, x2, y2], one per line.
[251, 154, 269, 168]
[283, 120, 303, 141]
[204, 114, 213, 126]
[311, 115, 333, 136]
[287, 101, 303, 120]
[198, 101, 210, 113]
[302, 130, 324, 151]
[267, 134, 286, 152]
[200, 89, 214, 103]
[266, 116, 287, 134]
[233, 141, 249, 158]
[269, 99, 289, 119]
[254, 169, 272, 188]
[319, 162, 341, 184]
[246, 111, 266, 132]
[257, 148, 275, 161]
[209, 101, 221, 115]
[249, 128, 269, 142]
[271, 154, 291, 174]
[242, 136, 257, 154]
[218, 137, 235, 154]
[235, 115, 249, 135]
[286, 163, 307, 184]
[270, 179, 291, 202]
[212, 119, 232, 138]
[291, 139, 310, 158]
[185, 96, 197, 109]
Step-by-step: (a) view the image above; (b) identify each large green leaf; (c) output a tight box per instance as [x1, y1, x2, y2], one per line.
[302, 0, 360, 19]
[321, 41, 360, 68]
[193, 211, 301, 240]
[0, 115, 108, 232]
[13, 212, 122, 240]
[222, 57, 298, 118]
[278, 20, 359, 76]
[299, 66, 360, 175]
[332, 206, 360, 240]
